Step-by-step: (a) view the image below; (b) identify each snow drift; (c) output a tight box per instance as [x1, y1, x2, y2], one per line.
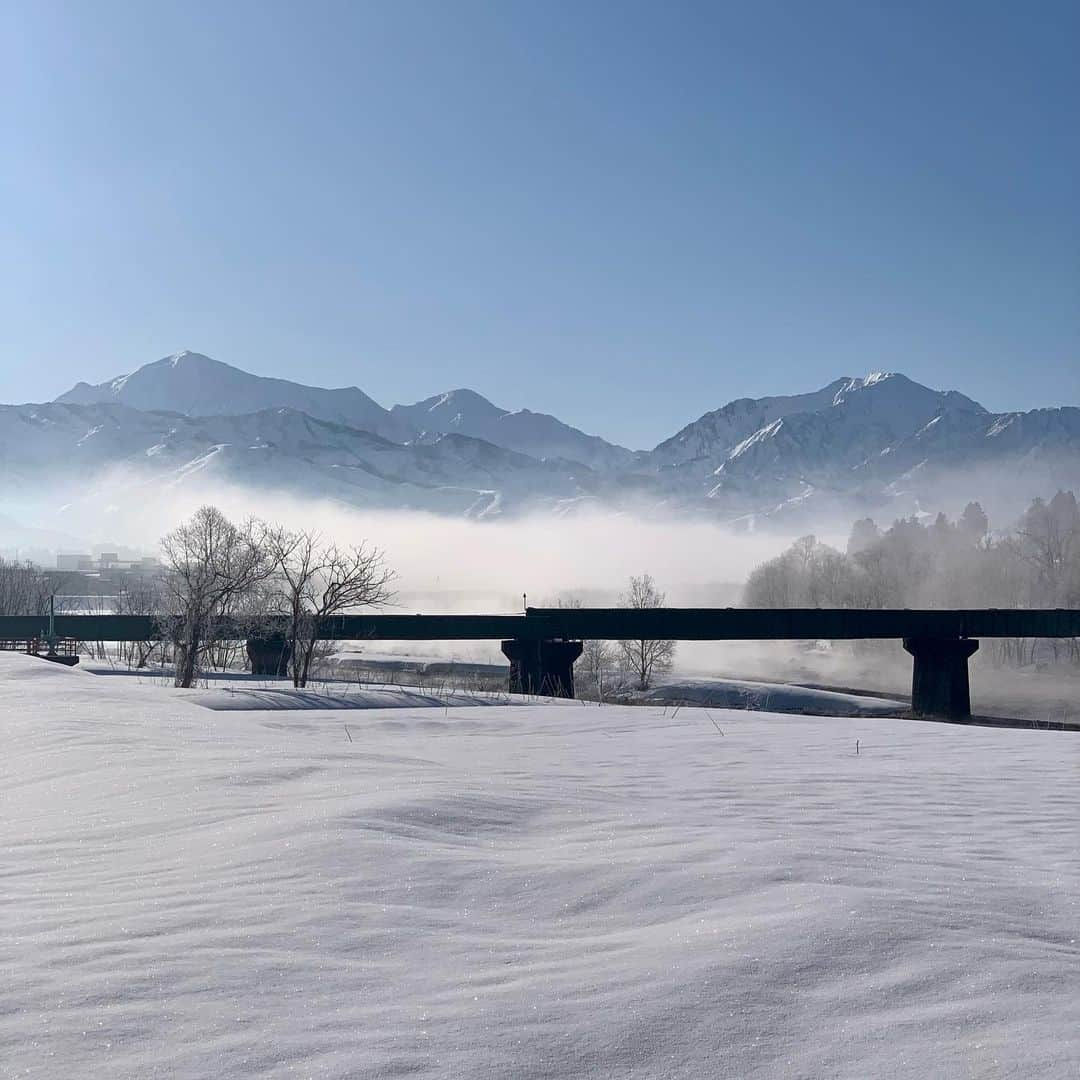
[4, 652, 1078, 1078]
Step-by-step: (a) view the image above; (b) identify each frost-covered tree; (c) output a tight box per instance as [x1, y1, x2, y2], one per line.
[745, 537, 859, 608]
[846, 518, 881, 556]
[744, 553, 801, 608]
[741, 492, 1080, 668]
[1013, 491, 1080, 605]
[959, 502, 989, 543]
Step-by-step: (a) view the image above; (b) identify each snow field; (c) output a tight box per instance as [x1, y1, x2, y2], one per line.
[3, 652, 1078, 1078]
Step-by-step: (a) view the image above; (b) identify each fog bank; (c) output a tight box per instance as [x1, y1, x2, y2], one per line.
[4, 478, 820, 610]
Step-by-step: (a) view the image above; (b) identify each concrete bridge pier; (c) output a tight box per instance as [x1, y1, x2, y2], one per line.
[501, 639, 583, 698]
[903, 637, 979, 719]
[247, 638, 292, 678]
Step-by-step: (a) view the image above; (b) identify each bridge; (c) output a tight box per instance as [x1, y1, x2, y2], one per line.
[1, 608, 1077, 720]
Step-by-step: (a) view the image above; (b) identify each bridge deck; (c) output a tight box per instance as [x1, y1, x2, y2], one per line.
[0, 608, 1077, 642]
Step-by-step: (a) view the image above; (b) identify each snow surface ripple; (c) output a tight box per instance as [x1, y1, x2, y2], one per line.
[2, 653, 1078, 1078]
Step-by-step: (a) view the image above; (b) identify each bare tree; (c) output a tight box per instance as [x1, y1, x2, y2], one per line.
[549, 592, 615, 701]
[264, 527, 394, 687]
[1014, 491, 1080, 604]
[161, 506, 274, 688]
[114, 573, 166, 668]
[740, 493, 1080, 671]
[581, 637, 616, 701]
[743, 554, 801, 608]
[616, 573, 675, 690]
[0, 557, 55, 616]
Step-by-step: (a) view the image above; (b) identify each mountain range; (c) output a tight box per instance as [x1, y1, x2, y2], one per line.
[6, 350, 1079, 526]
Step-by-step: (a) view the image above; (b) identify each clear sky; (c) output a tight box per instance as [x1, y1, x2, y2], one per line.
[3, 0, 1077, 448]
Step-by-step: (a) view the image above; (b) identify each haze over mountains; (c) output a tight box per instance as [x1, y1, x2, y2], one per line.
[7, 350, 1079, 526]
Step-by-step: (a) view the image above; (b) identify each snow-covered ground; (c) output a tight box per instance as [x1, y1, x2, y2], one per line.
[630, 676, 906, 717]
[4, 652, 1078, 1078]
[188, 683, 547, 712]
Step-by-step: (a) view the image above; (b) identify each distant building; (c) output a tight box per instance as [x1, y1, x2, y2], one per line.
[56, 552, 162, 576]
[57, 554, 95, 572]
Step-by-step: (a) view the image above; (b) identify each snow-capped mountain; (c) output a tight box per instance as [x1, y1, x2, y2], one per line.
[646, 372, 1078, 522]
[649, 378, 854, 474]
[391, 389, 635, 471]
[648, 373, 986, 484]
[703, 375, 988, 497]
[1, 401, 608, 517]
[860, 405, 1080, 506]
[56, 351, 414, 444]
[17, 354, 1080, 524]
[57, 353, 633, 469]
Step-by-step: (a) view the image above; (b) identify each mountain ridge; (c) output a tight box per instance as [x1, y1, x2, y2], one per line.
[392, 388, 635, 471]
[56, 351, 414, 444]
[30, 351, 1080, 524]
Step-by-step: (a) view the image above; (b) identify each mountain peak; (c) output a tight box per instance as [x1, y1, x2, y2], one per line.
[831, 371, 986, 415]
[166, 349, 210, 367]
[391, 388, 634, 469]
[862, 370, 895, 387]
[393, 388, 506, 428]
[648, 371, 989, 478]
[430, 388, 502, 413]
[54, 351, 412, 442]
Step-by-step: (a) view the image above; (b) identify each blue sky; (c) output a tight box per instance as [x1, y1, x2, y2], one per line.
[3, 0, 1077, 448]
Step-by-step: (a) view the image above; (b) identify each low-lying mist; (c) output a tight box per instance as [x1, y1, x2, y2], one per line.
[4, 475, 814, 610]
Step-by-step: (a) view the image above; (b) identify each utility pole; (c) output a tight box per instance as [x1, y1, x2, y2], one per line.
[46, 594, 57, 657]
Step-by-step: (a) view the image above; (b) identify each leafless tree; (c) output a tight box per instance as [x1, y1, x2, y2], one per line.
[617, 573, 675, 690]
[264, 527, 394, 687]
[742, 494, 1080, 670]
[580, 637, 616, 700]
[1014, 491, 1080, 604]
[549, 592, 615, 700]
[114, 573, 166, 668]
[0, 557, 55, 616]
[743, 554, 801, 608]
[161, 506, 274, 688]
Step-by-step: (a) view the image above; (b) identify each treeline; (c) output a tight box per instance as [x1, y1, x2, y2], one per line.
[744, 491, 1080, 666]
